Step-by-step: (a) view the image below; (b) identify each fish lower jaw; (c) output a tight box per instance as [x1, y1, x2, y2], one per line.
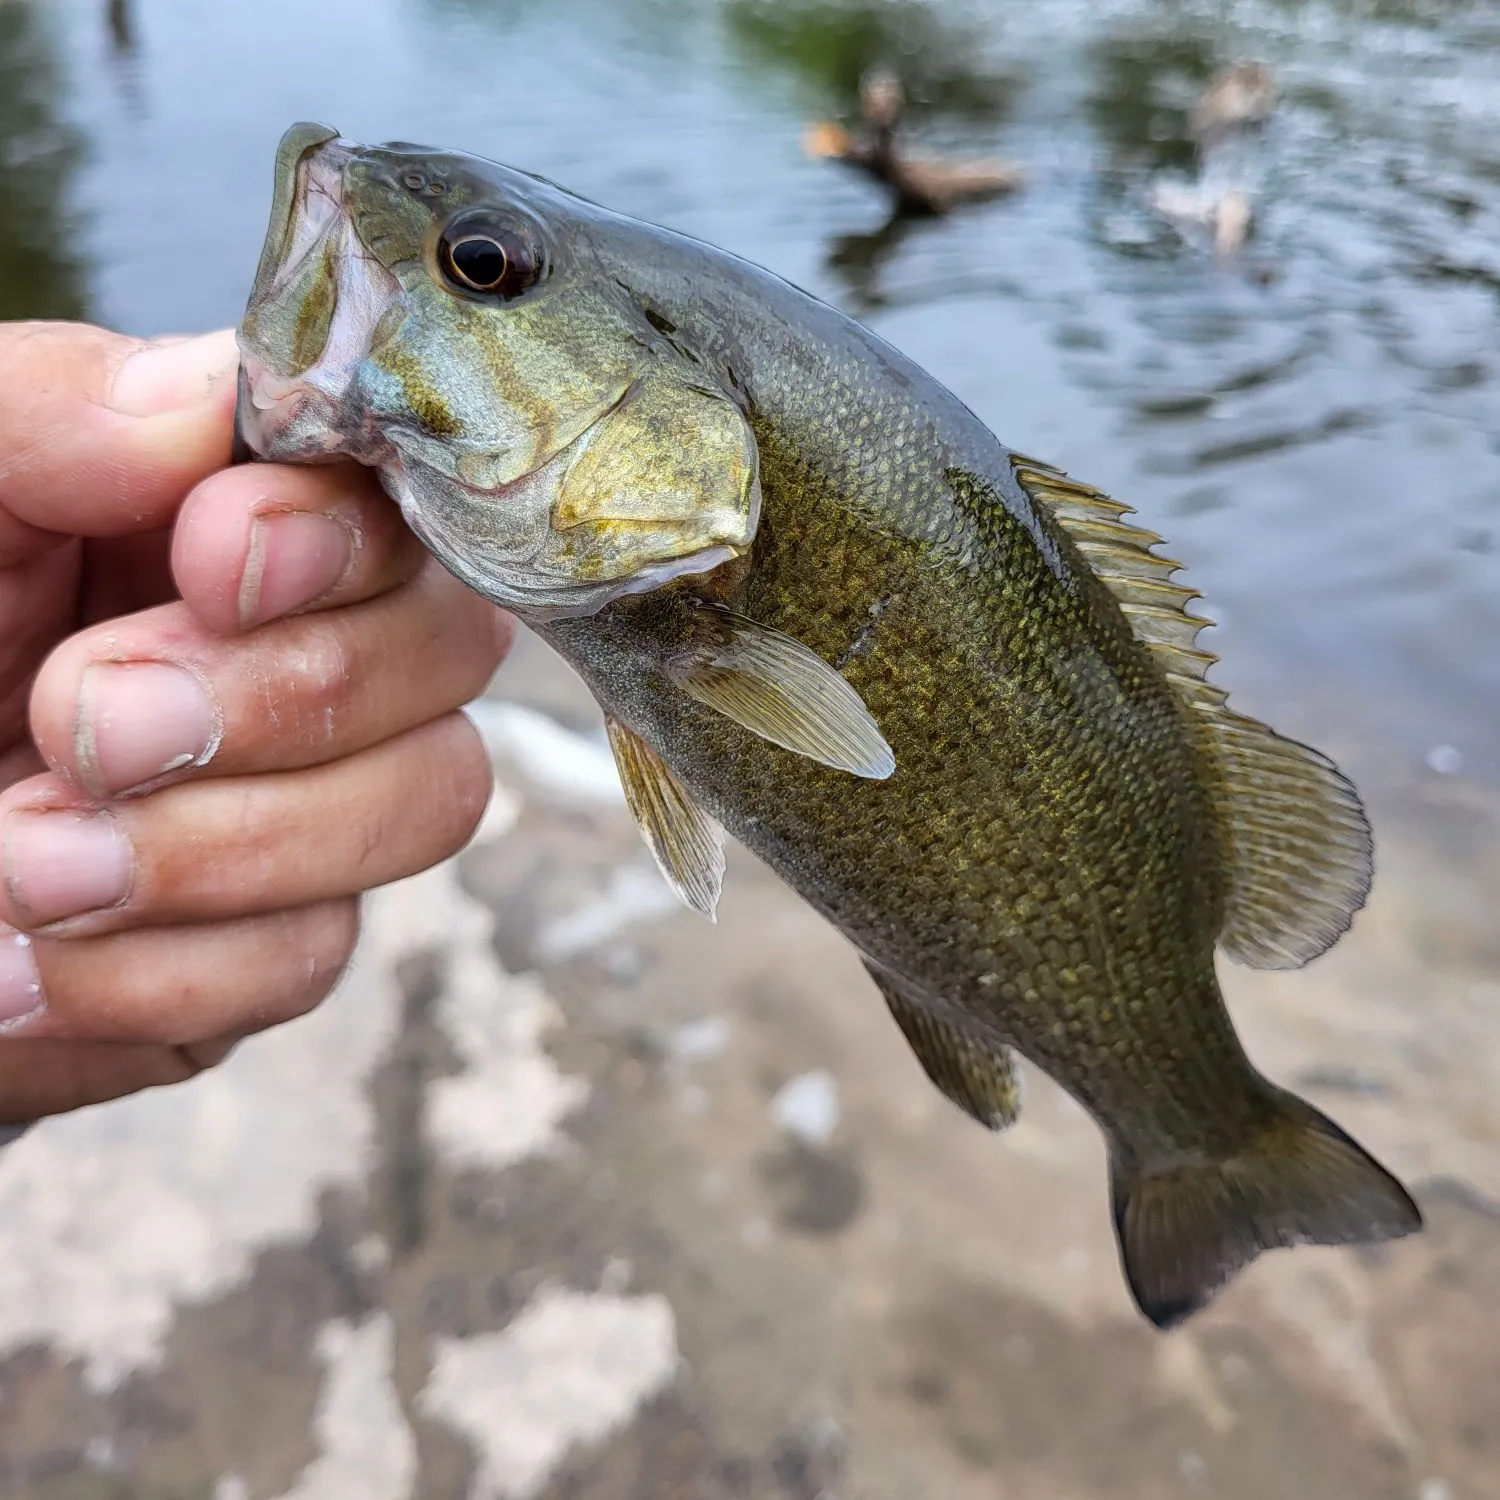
[235, 364, 384, 466]
[241, 356, 324, 413]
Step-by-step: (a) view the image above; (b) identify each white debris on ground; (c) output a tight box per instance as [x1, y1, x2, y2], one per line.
[670, 1016, 731, 1061]
[769, 1070, 841, 1147]
[535, 863, 683, 962]
[464, 700, 623, 805]
[0, 756, 592, 1405]
[418, 1286, 679, 1500]
[1426, 744, 1464, 776]
[0, 870, 437, 1391]
[425, 936, 590, 1175]
[272, 1315, 417, 1500]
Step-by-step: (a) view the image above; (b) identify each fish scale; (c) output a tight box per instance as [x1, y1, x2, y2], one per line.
[235, 122, 1422, 1329]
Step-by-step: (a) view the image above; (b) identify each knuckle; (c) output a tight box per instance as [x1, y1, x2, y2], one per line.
[261, 630, 354, 753]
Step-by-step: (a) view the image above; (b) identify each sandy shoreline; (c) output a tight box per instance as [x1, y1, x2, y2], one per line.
[0, 634, 1494, 1500]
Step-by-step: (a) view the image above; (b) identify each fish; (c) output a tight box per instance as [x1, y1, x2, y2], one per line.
[234, 123, 1422, 1329]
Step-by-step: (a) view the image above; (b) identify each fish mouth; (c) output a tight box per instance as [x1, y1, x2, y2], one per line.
[235, 125, 403, 465]
[250, 123, 341, 293]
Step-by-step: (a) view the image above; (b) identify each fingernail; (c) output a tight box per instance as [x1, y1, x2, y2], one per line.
[0, 925, 43, 1028]
[108, 330, 239, 418]
[76, 662, 220, 798]
[2, 811, 133, 929]
[239, 510, 354, 629]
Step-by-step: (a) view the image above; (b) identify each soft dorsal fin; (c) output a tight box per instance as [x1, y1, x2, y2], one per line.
[1192, 707, 1372, 969]
[669, 605, 896, 780]
[863, 962, 1023, 1130]
[1011, 455, 1373, 971]
[605, 716, 725, 920]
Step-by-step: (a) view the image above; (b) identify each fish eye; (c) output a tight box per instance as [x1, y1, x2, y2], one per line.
[436, 224, 542, 301]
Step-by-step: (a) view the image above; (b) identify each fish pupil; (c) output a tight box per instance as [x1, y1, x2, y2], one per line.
[450, 236, 508, 290]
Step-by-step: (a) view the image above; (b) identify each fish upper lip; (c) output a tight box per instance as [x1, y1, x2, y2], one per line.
[267, 141, 358, 302]
[251, 123, 343, 299]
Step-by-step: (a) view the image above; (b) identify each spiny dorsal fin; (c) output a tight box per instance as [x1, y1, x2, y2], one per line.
[864, 962, 1022, 1130]
[1012, 457, 1217, 687]
[605, 716, 725, 920]
[670, 605, 896, 780]
[1012, 455, 1373, 972]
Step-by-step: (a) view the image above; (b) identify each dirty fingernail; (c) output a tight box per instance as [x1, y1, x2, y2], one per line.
[108, 330, 239, 418]
[2, 811, 133, 929]
[239, 511, 354, 629]
[76, 662, 219, 798]
[0, 925, 43, 1027]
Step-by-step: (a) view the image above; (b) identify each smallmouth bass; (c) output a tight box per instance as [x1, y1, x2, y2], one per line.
[234, 123, 1421, 1328]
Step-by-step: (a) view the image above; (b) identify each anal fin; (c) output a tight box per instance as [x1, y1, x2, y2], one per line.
[605, 717, 725, 920]
[864, 962, 1022, 1130]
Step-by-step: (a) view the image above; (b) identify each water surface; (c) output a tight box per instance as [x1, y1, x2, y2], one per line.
[8, 0, 1500, 783]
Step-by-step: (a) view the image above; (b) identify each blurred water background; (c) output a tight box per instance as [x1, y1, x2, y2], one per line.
[10, 0, 1500, 786]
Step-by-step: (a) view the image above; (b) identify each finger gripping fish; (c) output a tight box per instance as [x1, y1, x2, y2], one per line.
[235, 123, 1421, 1329]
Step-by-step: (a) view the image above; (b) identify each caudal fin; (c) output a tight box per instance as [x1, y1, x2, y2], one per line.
[1111, 1093, 1422, 1330]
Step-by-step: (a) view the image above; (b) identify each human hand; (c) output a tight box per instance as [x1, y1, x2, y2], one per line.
[0, 322, 510, 1124]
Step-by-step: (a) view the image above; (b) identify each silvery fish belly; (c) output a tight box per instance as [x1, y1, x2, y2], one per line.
[235, 122, 1422, 1330]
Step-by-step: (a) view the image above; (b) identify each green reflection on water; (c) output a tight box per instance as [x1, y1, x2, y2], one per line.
[722, 0, 1017, 119]
[415, 0, 700, 50]
[1085, 25, 1221, 175]
[0, 1, 90, 322]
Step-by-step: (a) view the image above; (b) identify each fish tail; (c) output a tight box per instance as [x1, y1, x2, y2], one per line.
[1109, 1090, 1422, 1329]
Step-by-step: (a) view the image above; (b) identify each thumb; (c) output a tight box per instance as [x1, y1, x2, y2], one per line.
[0, 322, 238, 547]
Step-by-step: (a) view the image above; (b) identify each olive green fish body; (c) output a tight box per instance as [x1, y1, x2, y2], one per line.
[235, 125, 1421, 1328]
[538, 281, 1254, 1171]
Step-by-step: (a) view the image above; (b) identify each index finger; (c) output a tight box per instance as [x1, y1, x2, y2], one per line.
[0, 322, 238, 551]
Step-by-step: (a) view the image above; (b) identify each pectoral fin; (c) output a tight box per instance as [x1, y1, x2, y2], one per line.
[864, 963, 1022, 1130]
[670, 606, 895, 780]
[605, 717, 725, 920]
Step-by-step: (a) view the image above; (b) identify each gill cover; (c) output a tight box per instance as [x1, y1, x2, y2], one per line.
[392, 366, 762, 620]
